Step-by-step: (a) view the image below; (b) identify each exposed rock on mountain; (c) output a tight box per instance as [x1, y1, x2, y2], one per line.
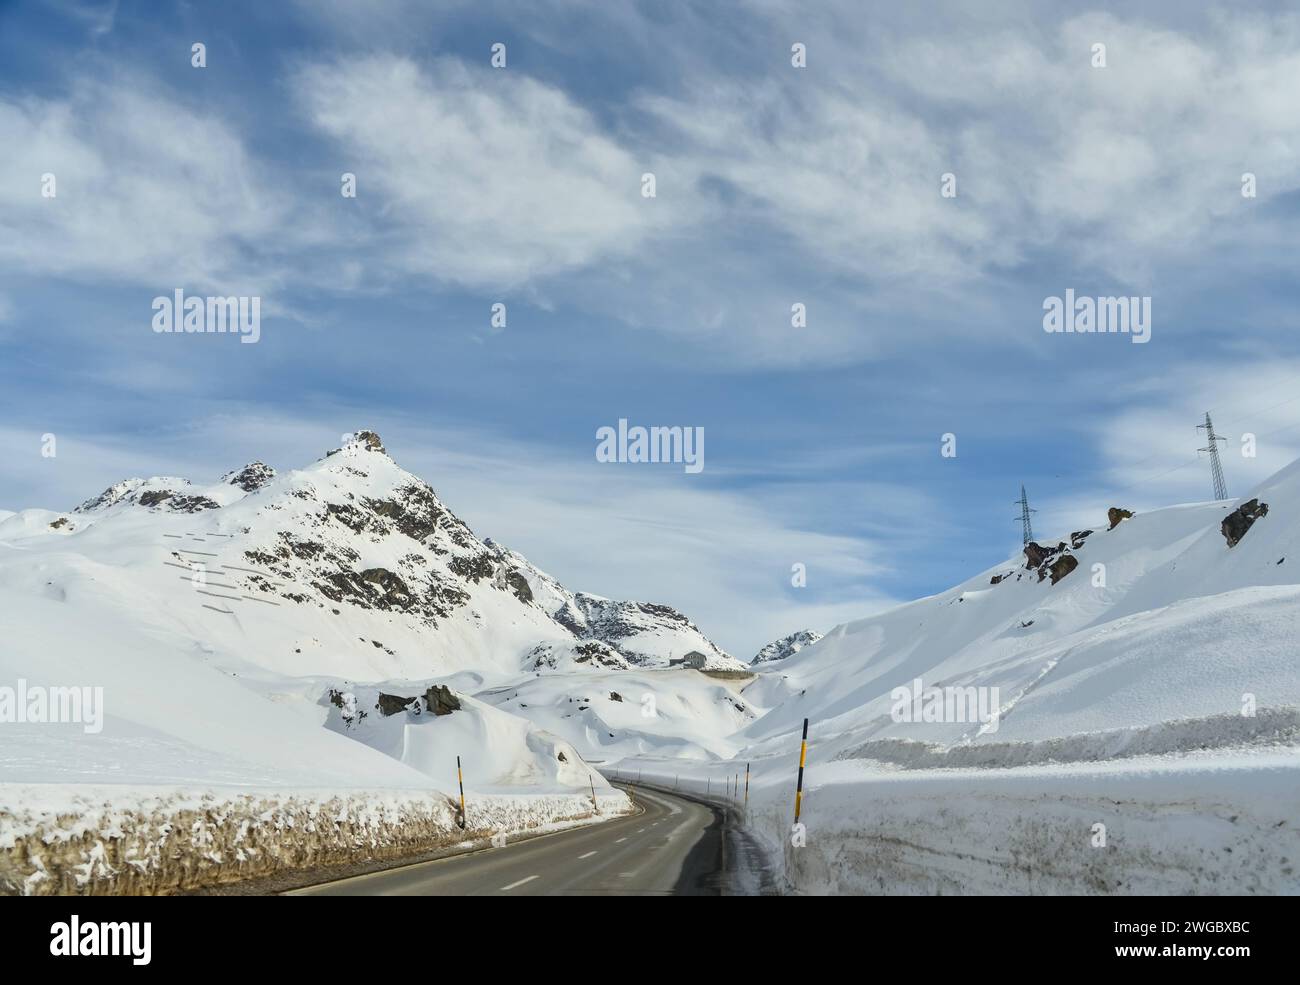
[75, 476, 224, 514]
[1048, 553, 1078, 585]
[752, 629, 824, 664]
[525, 640, 630, 672]
[1023, 540, 1079, 584]
[1223, 498, 1269, 547]
[486, 541, 744, 670]
[375, 684, 461, 717]
[222, 462, 276, 492]
[1108, 507, 1134, 529]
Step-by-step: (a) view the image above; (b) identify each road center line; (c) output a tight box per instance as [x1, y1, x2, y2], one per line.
[615, 837, 627, 843]
[499, 875, 539, 891]
[578, 851, 597, 859]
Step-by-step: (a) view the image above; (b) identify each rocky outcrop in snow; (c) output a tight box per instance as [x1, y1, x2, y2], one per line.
[222, 461, 276, 492]
[752, 629, 824, 664]
[486, 541, 743, 670]
[1023, 540, 1079, 584]
[1222, 498, 1268, 547]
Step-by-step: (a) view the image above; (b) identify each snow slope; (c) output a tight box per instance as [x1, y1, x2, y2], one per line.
[613, 462, 1300, 894]
[744, 464, 1300, 753]
[476, 669, 765, 763]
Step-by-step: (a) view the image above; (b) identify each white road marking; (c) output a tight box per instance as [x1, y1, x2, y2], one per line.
[637, 828, 646, 833]
[615, 837, 627, 843]
[578, 851, 597, 859]
[500, 875, 538, 891]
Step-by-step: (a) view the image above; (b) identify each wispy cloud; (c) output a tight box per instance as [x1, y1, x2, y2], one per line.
[292, 54, 688, 289]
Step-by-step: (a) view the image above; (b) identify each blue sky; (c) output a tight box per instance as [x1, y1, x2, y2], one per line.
[4, 0, 1300, 657]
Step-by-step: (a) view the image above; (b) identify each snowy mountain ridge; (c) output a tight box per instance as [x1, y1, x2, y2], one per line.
[739, 458, 1300, 757]
[26, 429, 742, 680]
[751, 629, 824, 665]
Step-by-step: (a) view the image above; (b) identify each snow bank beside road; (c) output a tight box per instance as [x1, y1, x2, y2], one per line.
[0, 783, 629, 896]
[617, 746, 1300, 895]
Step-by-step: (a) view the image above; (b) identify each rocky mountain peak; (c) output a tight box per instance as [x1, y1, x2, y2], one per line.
[221, 461, 276, 492]
[326, 430, 387, 458]
[752, 628, 824, 664]
[53, 433, 741, 678]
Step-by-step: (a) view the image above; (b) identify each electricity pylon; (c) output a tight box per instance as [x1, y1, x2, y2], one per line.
[1197, 412, 1228, 501]
[1014, 484, 1036, 545]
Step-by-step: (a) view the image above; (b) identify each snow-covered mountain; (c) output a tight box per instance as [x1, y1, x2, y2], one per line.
[751, 629, 823, 665]
[0, 428, 746, 891]
[16, 430, 740, 682]
[613, 462, 1300, 895]
[741, 465, 1299, 753]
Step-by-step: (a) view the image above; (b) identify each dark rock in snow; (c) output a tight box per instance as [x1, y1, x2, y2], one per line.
[1222, 499, 1269, 547]
[1024, 541, 1079, 584]
[506, 570, 534, 603]
[354, 430, 385, 453]
[751, 629, 824, 665]
[1108, 507, 1134, 530]
[424, 684, 461, 716]
[376, 692, 420, 716]
[1048, 554, 1078, 584]
[223, 462, 276, 492]
[360, 567, 411, 601]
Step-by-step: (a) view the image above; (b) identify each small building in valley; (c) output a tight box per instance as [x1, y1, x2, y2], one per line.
[668, 650, 708, 670]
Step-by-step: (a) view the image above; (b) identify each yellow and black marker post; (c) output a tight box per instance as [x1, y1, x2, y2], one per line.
[589, 774, 598, 813]
[794, 718, 809, 823]
[456, 754, 467, 829]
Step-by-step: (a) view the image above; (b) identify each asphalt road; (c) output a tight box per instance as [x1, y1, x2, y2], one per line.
[288, 784, 762, 896]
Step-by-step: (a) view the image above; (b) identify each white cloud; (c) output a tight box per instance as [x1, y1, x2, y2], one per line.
[607, 8, 1300, 299]
[292, 55, 686, 289]
[0, 74, 291, 291]
[1033, 357, 1300, 537]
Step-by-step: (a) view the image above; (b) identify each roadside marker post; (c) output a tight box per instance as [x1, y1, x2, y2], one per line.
[456, 755, 467, 829]
[744, 762, 750, 807]
[794, 718, 809, 823]
[589, 774, 598, 814]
